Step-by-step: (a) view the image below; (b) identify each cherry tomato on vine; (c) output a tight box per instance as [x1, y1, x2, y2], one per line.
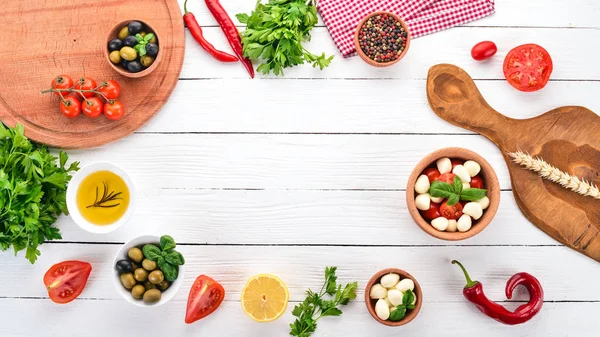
[470, 176, 484, 189]
[103, 100, 125, 120]
[75, 77, 97, 98]
[60, 96, 81, 118]
[44, 260, 92, 304]
[82, 97, 104, 118]
[503, 43, 553, 92]
[421, 202, 441, 221]
[436, 173, 456, 184]
[471, 41, 497, 61]
[422, 167, 440, 183]
[98, 80, 121, 100]
[51, 75, 74, 97]
[440, 200, 463, 220]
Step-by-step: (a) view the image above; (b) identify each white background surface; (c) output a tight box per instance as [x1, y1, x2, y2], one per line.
[2, 0, 600, 336]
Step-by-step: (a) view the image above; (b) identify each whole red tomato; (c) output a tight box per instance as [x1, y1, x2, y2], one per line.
[51, 75, 74, 97]
[469, 175, 484, 189]
[98, 80, 121, 100]
[44, 260, 92, 304]
[503, 44, 553, 92]
[60, 96, 81, 118]
[471, 41, 497, 61]
[450, 159, 463, 169]
[104, 100, 125, 120]
[436, 173, 456, 184]
[421, 202, 441, 221]
[75, 77, 97, 98]
[440, 200, 463, 220]
[422, 167, 440, 183]
[185, 275, 225, 324]
[82, 97, 104, 118]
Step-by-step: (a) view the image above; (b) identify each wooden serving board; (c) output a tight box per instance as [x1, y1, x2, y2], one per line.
[427, 64, 600, 263]
[0, 0, 185, 148]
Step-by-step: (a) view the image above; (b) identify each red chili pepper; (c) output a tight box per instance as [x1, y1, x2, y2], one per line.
[183, 0, 238, 63]
[205, 0, 255, 78]
[452, 260, 543, 325]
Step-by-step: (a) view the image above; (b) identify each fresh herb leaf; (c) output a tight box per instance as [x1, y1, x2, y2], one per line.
[389, 305, 407, 321]
[142, 244, 162, 261]
[135, 33, 144, 43]
[158, 257, 178, 281]
[460, 188, 488, 201]
[236, 13, 249, 23]
[138, 45, 146, 57]
[429, 177, 487, 205]
[164, 250, 185, 265]
[452, 176, 463, 194]
[429, 180, 456, 199]
[402, 289, 415, 306]
[144, 33, 155, 42]
[160, 235, 176, 251]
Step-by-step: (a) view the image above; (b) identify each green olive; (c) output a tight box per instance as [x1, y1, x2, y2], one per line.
[118, 26, 130, 40]
[140, 55, 154, 67]
[144, 281, 157, 291]
[157, 280, 170, 291]
[143, 289, 162, 304]
[131, 284, 145, 299]
[109, 50, 121, 64]
[120, 46, 137, 61]
[148, 270, 164, 284]
[120, 273, 136, 290]
[142, 259, 157, 271]
[127, 247, 143, 263]
[134, 268, 148, 282]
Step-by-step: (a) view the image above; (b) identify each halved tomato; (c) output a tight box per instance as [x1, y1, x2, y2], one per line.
[185, 275, 225, 323]
[44, 260, 92, 304]
[440, 200, 463, 220]
[503, 44, 553, 92]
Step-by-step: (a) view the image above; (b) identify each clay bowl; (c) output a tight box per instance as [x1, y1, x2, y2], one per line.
[365, 268, 422, 327]
[406, 147, 500, 241]
[105, 20, 162, 78]
[354, 11, 411, 67]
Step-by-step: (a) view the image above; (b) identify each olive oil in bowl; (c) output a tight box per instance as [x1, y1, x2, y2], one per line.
[76, 170, 130, 225]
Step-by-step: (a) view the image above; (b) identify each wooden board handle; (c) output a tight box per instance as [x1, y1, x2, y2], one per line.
[427, 64, 514, 147]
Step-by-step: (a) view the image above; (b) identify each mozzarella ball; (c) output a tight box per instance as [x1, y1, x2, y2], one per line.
[463, 202, 483, 220]
[387, 289, 404, 306]
[430, 195, 444, 203]
[464, 160, 481, 177]
[415, 193, 431, 211]
[457, 214, 472, 232]
[462, 182, 470, 190]
[415, 175, 430, 194]
[431, 217, 449, 231]
[396, 278, 415, 292]
[477, 196, 490, 210]
[452, 165, 471, 183]
[383, 297, 393, 307]
[369, 283, 387, 299]
[446, 219, 458, 232]
[380, 273, 400, 288]
[375, 299, 390, 320]
[436, 157, 452, 174]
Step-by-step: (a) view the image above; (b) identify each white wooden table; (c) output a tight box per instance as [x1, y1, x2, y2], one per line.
[2, 1, 600, 336]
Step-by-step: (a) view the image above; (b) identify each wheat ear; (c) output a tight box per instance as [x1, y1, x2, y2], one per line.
[508, 150, 600, 199]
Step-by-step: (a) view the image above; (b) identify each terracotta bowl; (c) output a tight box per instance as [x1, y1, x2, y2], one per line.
[354, 11, 411, 67]
[105, 20, 162, 78]
[365, 268, 422, 327]
[406, 147, 500, 241]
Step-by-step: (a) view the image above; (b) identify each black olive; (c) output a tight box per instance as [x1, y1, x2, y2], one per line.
[128, 21, 143, 35]
[115, 259, 133, 274]
[108, 39, 123, 52]
[145, 43, 159, 57]
[123, 35, 137, 47]
[120, 59, 130, 70]
[127, 61, 143, 73]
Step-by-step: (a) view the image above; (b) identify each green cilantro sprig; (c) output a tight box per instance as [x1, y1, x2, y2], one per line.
[389, 289, 416, 321]
[134, 33, 155, 57]
[290, 267, 358, 337]
[430, 176, 487, 206]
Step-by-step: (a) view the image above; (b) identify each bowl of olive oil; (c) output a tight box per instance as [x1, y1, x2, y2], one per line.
[67, 162, 135, 234]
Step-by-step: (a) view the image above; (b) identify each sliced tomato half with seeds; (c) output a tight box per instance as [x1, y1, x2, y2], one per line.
[503, 43, 553, 92]
[44, 260, 92, 304]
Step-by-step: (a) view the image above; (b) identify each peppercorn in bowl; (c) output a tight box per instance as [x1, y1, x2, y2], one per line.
[354, 11, 411, 67]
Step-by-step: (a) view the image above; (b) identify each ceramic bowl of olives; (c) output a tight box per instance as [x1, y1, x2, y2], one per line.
[113, 235, 185, 307]
[105, 20, 162, 78]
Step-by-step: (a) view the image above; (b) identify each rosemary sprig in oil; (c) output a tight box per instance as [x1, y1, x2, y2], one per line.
[86, 181, 122, 208]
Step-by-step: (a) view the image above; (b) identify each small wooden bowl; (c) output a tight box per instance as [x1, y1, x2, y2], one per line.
[365, 268, 422, 327]
[354, 11, 411, 67]
[105, 20, 162, 78]
[406, 147, 500, 240]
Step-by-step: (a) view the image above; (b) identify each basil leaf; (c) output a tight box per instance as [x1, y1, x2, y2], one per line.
[402, 289, 415, 306]
[160, 262, 178, 281]
[460, 188, 487, 201]
[135, 33, 144, 43]
[389, 305, 407, 321]
[164, 251, 185, 266]
[447, 194, 460, 206]
[144, 33, 155, 42]
[142, 244, 161, 261]
[160, 235, 176, 251]
[157, 256, 165, 266]
[452, 176, 463, 193]
[429, 181, 456, 199]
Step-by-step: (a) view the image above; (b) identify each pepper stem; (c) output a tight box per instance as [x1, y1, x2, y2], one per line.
[451, 260, 478, 288]
[184, 0, 189, 14]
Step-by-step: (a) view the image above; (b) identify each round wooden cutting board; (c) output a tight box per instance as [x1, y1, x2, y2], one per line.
[0, 0, 185, 148]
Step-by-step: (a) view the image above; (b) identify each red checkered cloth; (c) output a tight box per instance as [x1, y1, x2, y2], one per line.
[318, 0, 495, 57]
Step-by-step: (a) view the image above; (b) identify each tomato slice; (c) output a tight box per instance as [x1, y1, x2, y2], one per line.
[440, 201, 463, 220]
[421, 202, 441, 221]
[470, 175, 484, 189]
[43, 261, 92, 304]
[185, 275, 225, 323]
[503, 44, 553, 92]
[436, 173, 456, 184]
[422, 167, 440, 183]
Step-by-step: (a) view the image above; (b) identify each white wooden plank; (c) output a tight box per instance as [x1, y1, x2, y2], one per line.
[0, 299, 597, 337]
[2, 245, 598, 301]
[175, 0, 600, 28]
[142, 79, 600, 134]
[49, 190, 556, 246]
[179, 27, 600, 79]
